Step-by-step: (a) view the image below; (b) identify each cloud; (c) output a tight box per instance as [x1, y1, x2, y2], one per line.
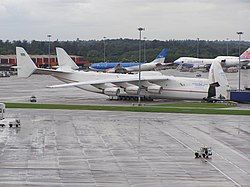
[0, 0, 249, 41]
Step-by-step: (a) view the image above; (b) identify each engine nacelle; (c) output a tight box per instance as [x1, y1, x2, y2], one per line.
[125, 86, 139, 95]
[221, 59, 238, 67]
[103, 87, 120, 96]
[147, 85, 163, 94]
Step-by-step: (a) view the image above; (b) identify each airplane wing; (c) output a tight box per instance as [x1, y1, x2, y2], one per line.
[47, 76, 168, 88]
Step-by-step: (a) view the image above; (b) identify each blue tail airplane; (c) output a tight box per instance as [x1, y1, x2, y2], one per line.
[89, 48, 168, 73]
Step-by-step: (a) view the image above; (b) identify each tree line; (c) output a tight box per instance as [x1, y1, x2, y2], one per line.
[0, 39, 249, 63]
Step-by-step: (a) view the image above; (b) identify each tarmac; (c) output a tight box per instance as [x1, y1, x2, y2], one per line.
[0, 70, 249, 186]
[0, 109, 249, 186]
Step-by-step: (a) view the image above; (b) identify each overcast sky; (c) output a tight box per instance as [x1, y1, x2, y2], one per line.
[0, 0, 249, 41]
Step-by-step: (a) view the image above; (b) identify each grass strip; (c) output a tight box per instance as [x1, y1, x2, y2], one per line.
[150, 102, 230, 108]
[5, 102, 250, 116]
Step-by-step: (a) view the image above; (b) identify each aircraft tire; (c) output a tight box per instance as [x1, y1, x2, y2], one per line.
[195, 152, 199, 158]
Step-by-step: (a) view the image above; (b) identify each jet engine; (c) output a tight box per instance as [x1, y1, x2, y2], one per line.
[147, 85, 163, 94]
[125, 86, 139, 95]
[220, 59, 238, 68]
[103, 87, 120, 96]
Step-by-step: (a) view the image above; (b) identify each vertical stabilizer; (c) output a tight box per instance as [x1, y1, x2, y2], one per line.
[56, 48, 79, 70]
[208, 61, 230, 99]
[240, 47, 250, 60]
[16, 47, 37, 78]
[151, 48, 168, 64]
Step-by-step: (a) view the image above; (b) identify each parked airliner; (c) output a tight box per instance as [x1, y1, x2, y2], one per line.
[174, 47, 250, 69]
[89, 48, 168, 73]
[16, 47, 230, 100]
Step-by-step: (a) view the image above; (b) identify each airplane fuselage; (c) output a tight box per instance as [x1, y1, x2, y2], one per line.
[89, 62, 144, 71]
[90, 48, 168, 72]
[174, 56, 249, 68]
[51, 71, 209, 100]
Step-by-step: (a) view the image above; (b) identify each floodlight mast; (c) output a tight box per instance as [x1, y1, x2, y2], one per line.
[138, 27, 145, 106]
[103, 36, 106, 62]
[47, 34, 52, 68]
[237, 31, 243, 91]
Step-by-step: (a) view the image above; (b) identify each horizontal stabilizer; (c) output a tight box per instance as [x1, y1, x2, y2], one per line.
[16, 47, 73, 78]
[35, 68, 72, 75]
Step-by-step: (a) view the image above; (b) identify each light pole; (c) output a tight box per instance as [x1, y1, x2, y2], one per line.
[103, 36, 106, 62]
[47, 34, 52, 68]
[196, 38, 199, 58]
[226, 38, 229, 56]
[138, 27, 145, 106]
[237, 32, 243, 91]
[143, 37, 147, 63]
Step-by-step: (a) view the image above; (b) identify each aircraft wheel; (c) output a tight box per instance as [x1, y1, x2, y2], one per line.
[9, 124, 12, 128]
[195, 152, 199, 158]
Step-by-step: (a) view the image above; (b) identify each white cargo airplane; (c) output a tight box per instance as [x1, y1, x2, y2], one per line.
[16, 47, 230, 100]
[174, 47, 250, 69]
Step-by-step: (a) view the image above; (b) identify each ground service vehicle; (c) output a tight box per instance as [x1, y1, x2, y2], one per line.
[0, 103, 21, 128]
[195, 147, 212, 159]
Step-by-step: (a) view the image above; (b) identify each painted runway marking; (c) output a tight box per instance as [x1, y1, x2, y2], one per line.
[174, 125, 248, 174]
[153, 123, 242, 187]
